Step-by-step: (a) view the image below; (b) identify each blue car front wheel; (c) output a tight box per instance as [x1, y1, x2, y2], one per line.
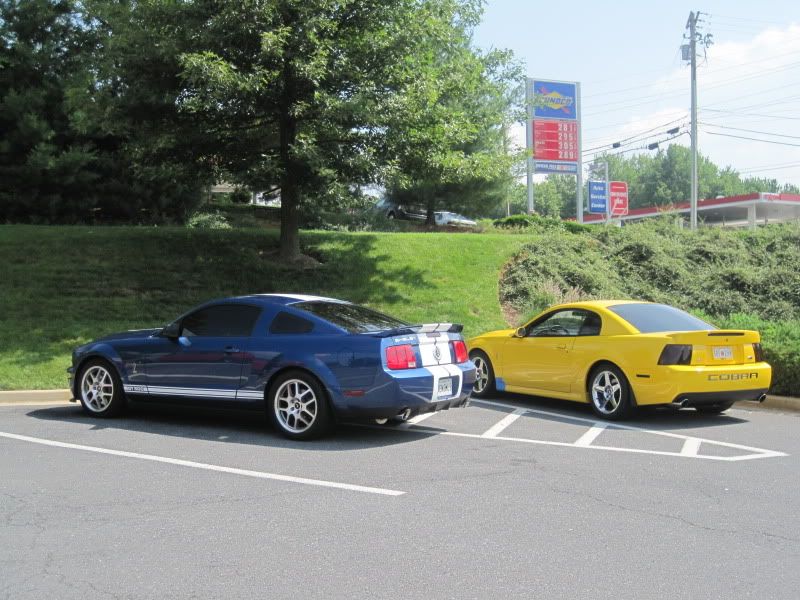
[78, 359, 125, 418]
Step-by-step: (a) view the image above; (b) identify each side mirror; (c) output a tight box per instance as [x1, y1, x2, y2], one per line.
[514, 327, 527, 338]
[161, 321, 180, 339]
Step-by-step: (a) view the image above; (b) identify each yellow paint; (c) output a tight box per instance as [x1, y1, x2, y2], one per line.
[467, 300, 772, 406]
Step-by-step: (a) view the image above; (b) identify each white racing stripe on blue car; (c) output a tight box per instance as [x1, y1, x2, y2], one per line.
[418, 323, 453, 333]
[123, 385, 264, 400]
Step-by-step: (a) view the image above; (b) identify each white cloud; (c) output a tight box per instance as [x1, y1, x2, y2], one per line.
[576, 23, 800, 185]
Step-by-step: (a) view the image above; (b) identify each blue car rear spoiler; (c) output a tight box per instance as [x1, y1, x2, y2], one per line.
[367, 323, 464, 338]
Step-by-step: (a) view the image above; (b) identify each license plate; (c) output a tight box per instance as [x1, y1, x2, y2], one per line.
[437, 377, 453, 398]
[713, 346, 733, 360]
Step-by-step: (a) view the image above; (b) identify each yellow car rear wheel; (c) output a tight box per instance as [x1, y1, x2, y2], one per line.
[588, 364, 634, 420]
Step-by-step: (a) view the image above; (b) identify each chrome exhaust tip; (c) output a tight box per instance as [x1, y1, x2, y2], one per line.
[757, 394, 767, 403]
[397, 408, 412, 421]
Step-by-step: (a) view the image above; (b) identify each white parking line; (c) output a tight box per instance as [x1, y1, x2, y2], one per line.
[573, 424, 607, 447]
[404, 412, 437, 426]
[392, 399, 788, 462]
[0, 431, 405, 497]
[481, 408, 527, 438]
[680, 438, 703, 457]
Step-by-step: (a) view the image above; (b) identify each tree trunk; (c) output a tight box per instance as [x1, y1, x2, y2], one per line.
[278, 102, 301, 261]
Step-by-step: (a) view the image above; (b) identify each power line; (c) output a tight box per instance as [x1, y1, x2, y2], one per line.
[739, 163, 800, 174]
[702, 130, 800, 147]
[585, 131, 689, 161]
[582, 117, 687, 153]
[701, 108, 800, 121]
[698, 122, 800, 140]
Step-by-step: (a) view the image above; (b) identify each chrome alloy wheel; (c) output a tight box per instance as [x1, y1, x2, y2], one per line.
[473, 356, 489, 394]
[275, 379, 318, 434]
[81, 365, 115, 413]
[591, 370, 622, 415]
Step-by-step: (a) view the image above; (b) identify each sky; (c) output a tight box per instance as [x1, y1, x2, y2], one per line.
[474, 0, 800, 187]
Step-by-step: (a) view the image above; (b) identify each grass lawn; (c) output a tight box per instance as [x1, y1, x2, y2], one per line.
[0, 225, 526, 390]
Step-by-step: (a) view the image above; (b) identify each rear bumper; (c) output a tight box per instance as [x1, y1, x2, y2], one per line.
[670, 388, 768, 407]
[333, 362, 476, 420]
[630, 362, 772, 406]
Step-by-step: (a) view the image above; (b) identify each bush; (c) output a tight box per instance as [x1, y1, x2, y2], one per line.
[717, 314, 800, 397]
[186, 211, 232, 230]
[230, 188, 252, 204]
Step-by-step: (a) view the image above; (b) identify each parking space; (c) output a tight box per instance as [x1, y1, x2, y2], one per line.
[1, 397, 799, 599]
[374, 397, 788, 461]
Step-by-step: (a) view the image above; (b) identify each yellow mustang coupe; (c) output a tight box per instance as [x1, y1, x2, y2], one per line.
[468, 301, 771, 419]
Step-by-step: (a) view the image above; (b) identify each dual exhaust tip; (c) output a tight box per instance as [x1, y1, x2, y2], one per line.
[675, 393, 767, 408]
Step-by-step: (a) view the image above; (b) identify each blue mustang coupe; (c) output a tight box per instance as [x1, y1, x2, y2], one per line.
[68, 294, 475, 439]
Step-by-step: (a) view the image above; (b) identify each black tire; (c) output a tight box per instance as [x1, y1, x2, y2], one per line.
[587, 363, 634, 420]
[267, 370, 333, 440]
[695, 401, 735, 415]
[469, 350, 496, 398]
[76, 358, 126, 418]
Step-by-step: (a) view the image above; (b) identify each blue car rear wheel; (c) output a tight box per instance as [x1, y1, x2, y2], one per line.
[267, 370, 333, 440]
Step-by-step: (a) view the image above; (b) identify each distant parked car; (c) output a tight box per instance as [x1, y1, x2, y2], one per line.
[374, 199, 427, 221]
[69, 294, 475, 439]
[435, 211, 477, 228]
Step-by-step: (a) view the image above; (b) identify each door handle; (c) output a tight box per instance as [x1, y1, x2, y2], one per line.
[555, 344, 567, 350]
[224, 346, 240, 353]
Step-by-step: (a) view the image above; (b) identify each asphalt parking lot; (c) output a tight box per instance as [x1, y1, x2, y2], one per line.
[2, 396, 799, 599]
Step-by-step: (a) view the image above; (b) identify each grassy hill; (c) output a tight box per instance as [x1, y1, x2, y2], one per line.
[0, 225, 525, 389]
[2, 221, 798, 396]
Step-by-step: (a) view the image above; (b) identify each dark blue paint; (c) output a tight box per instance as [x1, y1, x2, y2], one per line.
[69, 295, 475, 421]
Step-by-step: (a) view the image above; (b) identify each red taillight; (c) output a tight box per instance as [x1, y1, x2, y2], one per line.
[451, 340, 468, 363]
[658, 344, 693, 365]
[386, 344, 417, 370]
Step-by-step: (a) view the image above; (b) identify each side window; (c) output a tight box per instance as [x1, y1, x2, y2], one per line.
[181, 305, 261, 337]
[527, 309, 600, 337]
[269, 311, 314, 334]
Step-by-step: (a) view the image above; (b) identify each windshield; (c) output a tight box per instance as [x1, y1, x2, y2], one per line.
[294, 301, 408, 334]
[608, 303, 716, 333]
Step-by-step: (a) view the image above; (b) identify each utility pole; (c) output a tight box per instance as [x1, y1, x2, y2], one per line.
[684, 11, 712, 230]
[525, 78, 534, 214]
[576, 82, 583, 223]
[687, 11, 699, 230]
[604, 160, 610, 225]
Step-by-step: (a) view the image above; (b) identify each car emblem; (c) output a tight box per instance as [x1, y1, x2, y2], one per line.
[433, 346, 441, 361]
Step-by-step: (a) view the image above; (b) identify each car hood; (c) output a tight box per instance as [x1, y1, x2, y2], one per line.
[95, 328, 162, 343]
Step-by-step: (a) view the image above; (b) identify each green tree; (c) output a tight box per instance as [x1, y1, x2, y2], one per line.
[179, 0, 437, 259]
[383, 14, 522, 224]
[0, 0, 98, 222]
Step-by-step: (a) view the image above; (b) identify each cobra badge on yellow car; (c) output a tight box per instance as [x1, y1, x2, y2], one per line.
[467, 301, 771, 420]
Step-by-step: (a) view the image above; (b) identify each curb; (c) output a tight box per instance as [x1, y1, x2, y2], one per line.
[0, 389, 73, 404]
[743, 394, 800, 413]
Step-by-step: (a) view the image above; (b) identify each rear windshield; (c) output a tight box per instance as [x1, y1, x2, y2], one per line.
[294, 301, 408, 334]
[608, 303, 715, 333]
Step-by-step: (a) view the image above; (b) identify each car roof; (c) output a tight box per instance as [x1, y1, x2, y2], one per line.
[547, 299, 651, 310]
[228, 293, 349, 307]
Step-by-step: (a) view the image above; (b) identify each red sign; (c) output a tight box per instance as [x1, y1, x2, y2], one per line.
[609, 181, 629, 216]
[533, 119, 579, 162]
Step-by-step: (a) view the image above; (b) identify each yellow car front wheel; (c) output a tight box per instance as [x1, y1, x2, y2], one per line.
[588, 364, 634, 420]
